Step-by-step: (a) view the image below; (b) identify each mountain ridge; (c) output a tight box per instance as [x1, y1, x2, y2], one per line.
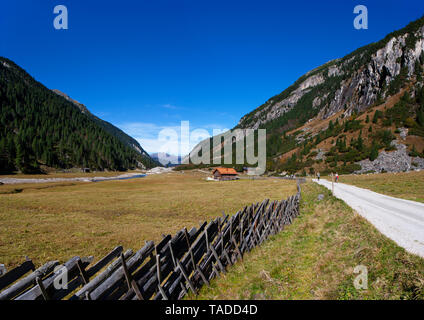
[0, 57, 158, 173]
[187, 15, 424, 175]
[51, 89, 152, 159]
[237, 16, 424, 130]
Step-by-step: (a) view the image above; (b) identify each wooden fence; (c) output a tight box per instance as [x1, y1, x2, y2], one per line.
[0, 185, 301, 300]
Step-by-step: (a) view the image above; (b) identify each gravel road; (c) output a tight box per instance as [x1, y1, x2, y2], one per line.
[314, 179, 424, 258]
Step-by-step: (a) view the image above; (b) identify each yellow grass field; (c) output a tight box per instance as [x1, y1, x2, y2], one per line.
[0, 172, 296, 269]
[338, 171, 424, 203]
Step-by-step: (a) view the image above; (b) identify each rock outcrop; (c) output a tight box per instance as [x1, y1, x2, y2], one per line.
[238, 20, 424, 129]
[355, 142, 424, 173]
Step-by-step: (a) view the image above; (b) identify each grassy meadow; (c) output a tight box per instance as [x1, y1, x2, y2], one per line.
[0, 171, 297, 269]
[192, 182, 424, 300]
[337, 171, 424, 203]
[2, 170, 424, 300]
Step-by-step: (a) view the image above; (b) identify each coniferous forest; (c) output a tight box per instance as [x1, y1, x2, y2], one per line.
[0, 57, 157, 174]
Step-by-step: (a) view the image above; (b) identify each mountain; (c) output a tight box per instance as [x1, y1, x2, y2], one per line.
[51, 89, 151, 159]
[187, 15, 424, 175]
[150, 152, 182, 167]
[0, 57, 158, 173]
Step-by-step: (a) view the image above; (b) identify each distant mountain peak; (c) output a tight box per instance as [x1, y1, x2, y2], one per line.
[150, 152, 182, 167]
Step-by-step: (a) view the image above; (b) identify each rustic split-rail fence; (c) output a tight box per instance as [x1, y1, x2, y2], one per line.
[0, 183, 302, 300]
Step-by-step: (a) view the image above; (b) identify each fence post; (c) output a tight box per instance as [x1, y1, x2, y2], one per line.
[76, 259, 89, 285]
[156, 254, 169, 300]
[120, 253, 144, 300]
[184, 228, 196, 271]
[219, 217, 232, 266]
[35, 277, 49, 301]
[177, 260, 197, 295]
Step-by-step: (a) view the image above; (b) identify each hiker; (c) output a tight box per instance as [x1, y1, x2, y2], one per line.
[317, 172, 320, 181]
[335, 172, 339, 183]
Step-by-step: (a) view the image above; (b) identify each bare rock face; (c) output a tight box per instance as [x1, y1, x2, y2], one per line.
[314, 149, 326, 161]
[240, 73, 326, 129]
[398, 128, 409, 140]
[238, 22, 424, 129]
[313, 93, 329, 109]
[328, 64, 344, 77]
[322, 34, 416, 119]
[355, 142, 424, 174]
[412, 157, 424, 169]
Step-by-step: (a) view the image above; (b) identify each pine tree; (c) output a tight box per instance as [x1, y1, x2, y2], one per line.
[370, 142, 379, 161]
[417, 107, 424, 127]
[14, 139, 25, 172]
[357, 136, 364, 152]
[329, 120, 334, 132]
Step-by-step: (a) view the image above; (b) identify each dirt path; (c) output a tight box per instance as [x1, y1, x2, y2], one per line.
[314, 179, 424, 258]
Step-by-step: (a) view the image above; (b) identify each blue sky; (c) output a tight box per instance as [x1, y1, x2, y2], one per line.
[1, 0, 424, 154]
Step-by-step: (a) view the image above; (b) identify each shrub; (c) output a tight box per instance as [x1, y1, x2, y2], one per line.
[405, 117, 417, 128]
[373, 129, 395, 147]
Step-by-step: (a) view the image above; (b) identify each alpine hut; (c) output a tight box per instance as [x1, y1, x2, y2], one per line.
[212, 168, 239, 181]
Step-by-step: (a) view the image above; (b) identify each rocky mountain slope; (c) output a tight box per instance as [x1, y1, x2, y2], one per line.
[238, 17, 424, 131]
[0, 57, 158, 173]
[188, 15, 424, 175]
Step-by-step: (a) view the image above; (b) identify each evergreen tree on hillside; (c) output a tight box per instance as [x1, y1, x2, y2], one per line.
[417, 106, 424, 127]
[0, 57, 157, 173]
[370, 142, 379, 161]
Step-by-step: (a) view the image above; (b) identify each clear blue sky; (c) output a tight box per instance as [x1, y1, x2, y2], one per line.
[1, 0, 424, 154]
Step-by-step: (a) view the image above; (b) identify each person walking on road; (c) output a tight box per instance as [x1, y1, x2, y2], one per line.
[317, 172, 320, 181]
[335, 172, 339, 183]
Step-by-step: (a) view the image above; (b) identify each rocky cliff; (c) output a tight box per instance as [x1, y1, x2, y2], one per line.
[238, 18, 424, 130]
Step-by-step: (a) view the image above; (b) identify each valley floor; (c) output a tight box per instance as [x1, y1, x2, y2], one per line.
[2, 171, 423, 300]
[192, 182, 424, 300]
[0, 171, 297, 269]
